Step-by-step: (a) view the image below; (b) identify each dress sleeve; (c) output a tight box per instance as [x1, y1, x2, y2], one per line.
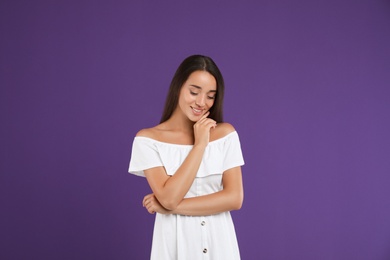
[128, 137, 163, 177]
[223, 131, 245, 172]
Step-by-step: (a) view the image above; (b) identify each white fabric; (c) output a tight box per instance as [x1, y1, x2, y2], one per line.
[128, 131, 244, 260]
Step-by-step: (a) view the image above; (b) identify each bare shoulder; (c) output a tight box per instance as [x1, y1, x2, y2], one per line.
[211, 122, 236, 141]
[135, 127, 160, 139]
[216, 122, 236, 133]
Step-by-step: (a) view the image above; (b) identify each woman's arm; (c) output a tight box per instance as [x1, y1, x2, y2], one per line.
[143, 166, 243, 216]
[173, 166, 243, 215]
[143, 113, 216, 210]
[144, 145, 205, 210]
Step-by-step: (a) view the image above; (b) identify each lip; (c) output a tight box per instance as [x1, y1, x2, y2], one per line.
[191, 106, 204, 116]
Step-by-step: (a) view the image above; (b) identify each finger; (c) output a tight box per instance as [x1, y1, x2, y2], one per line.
[198, 119, 216, 127]
[146, 207, 154, 214]
[143, 194, 153, 207]
[146, 204, 155, 214]
[143, 196, 149, 207]
[201, 110, 210, 118]
[145, 198, 152, 208]
[196, 117, 215, 127]
[197, 111, 210, 122]
[204, 120, 217, 128]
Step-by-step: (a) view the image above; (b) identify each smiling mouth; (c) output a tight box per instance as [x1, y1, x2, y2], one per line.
[191, 107, 204, 115]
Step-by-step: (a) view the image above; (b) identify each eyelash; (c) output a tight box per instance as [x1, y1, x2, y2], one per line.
[190, 91, 215, 100]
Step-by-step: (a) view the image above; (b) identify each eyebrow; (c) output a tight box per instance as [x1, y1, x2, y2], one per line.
[189, 84, 217, 93]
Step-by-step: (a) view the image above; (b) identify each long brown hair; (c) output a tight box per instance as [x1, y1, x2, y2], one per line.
[160, 55, 225, 123]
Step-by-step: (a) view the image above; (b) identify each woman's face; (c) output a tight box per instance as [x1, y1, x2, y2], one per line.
[177, 70, 217, 122]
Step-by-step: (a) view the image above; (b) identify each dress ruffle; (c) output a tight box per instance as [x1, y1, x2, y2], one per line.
[129, 131, 244, 178]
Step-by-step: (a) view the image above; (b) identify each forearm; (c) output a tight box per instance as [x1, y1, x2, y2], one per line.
[171, 189, 243, 216]
[143, 150, 243, 217]
[152, 145, 206, 209]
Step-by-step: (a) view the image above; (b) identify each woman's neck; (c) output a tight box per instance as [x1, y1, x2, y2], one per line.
[163, 109, 194, 134]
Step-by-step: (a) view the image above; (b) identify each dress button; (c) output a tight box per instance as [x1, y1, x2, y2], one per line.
[201, 221, 206, 226]
[203, 248, 207, 253]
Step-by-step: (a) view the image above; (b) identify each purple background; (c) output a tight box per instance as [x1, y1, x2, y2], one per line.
[1, 1, 390, 259]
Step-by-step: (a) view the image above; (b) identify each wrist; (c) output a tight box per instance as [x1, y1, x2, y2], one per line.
[193, 142, 207, 150]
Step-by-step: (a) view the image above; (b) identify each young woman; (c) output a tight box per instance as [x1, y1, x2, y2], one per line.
[128, 55, 245, 260]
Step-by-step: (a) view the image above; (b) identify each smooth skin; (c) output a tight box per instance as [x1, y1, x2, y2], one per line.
[137, 70, 243, 216]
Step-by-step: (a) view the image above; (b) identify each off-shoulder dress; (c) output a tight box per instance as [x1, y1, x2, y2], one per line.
[128, 131, 244, 260]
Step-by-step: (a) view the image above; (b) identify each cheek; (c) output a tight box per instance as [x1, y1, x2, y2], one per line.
[184, 93, 195, 104]
[178, 91, 191, 105]
[207, 99, 215, 108]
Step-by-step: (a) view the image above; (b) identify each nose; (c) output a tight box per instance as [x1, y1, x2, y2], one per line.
[196, 94, 206, 107]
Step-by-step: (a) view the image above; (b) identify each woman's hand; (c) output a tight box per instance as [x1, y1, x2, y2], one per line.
[193, 111, 217, 148]
[143, 193, 171, 215]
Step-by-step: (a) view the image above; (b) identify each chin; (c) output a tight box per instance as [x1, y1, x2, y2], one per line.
[188, 116, 200, 122]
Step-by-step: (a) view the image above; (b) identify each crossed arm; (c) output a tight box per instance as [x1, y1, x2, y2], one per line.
[143, 165, 243, 216]
[140, 113, 243, 216]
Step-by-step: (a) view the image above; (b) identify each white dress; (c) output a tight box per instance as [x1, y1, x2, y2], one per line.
[128, 131, 245, 260]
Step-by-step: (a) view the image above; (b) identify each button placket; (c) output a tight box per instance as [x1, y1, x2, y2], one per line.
[201, 217, 208, 257]
[197, 178, 209, 258]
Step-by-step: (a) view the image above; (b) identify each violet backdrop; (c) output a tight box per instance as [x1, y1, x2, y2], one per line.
[1, 1, 390, 259]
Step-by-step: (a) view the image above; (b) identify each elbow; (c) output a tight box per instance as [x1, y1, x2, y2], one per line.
[154, 189, 183, 211]
[231, 192, 244, 211]
[232, 199, 243, 211]
[159, 198, 180, 211]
